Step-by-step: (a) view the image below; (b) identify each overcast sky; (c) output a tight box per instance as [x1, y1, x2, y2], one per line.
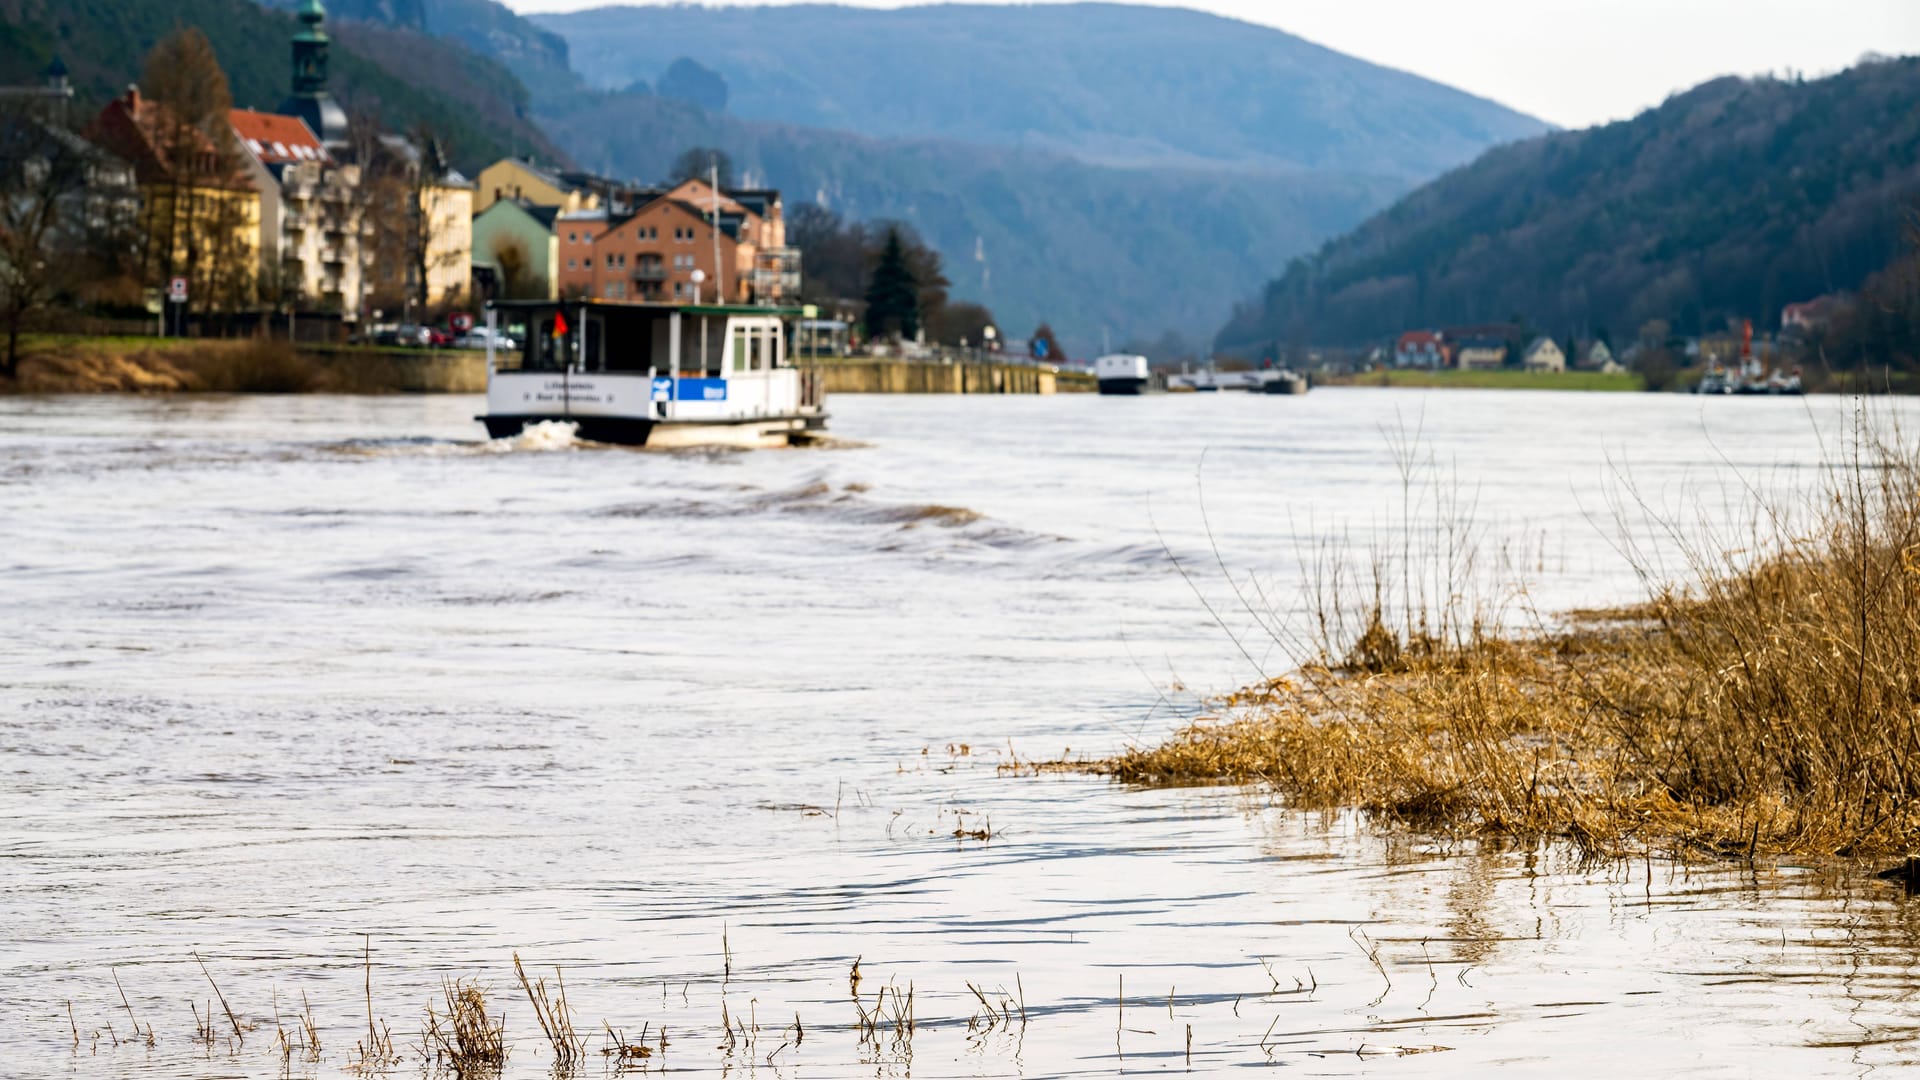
[501, 0, 1920, 128]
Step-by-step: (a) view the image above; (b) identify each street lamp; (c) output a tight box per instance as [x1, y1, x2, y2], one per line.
[690, 269, 708, 376]
[982, 324, 997, 364]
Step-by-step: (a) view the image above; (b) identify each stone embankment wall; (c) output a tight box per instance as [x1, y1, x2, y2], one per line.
[812, 360, 1094, 394]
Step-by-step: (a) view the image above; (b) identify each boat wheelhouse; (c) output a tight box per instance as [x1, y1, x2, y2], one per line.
[478, 300, 827, 447]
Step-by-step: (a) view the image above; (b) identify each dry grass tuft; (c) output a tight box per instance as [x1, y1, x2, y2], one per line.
[425, 979, 508, 1077]
[514, 952, 586, 1070]
[1108, 409, 1920, 859]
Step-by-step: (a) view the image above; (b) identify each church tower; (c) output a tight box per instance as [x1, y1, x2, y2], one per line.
[278, 0, 349, 154]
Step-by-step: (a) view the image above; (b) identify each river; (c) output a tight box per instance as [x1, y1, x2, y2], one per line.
[4, 388, 1919, 1077]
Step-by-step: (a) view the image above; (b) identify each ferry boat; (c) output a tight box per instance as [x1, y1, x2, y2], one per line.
[1093, 353, 1152, 395]
[477, 300, 827, 448]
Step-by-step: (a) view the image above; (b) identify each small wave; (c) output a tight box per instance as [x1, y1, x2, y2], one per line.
[489, 420, 581, 453]
[877, 504, 983, 527]
[328, 436, 471, 457]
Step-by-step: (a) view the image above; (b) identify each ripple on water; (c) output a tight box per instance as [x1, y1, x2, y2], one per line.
[6, 391, 1920, 1076]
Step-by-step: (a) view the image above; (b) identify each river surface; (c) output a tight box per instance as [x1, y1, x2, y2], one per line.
[5, 388, 1920, 1078]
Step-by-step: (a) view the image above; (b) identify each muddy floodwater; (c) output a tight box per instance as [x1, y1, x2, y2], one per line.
[7, 389, 1920, 1078]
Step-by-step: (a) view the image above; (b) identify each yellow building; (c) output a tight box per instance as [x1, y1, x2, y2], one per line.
[473, 158, 599, 215]
[90, 87, 262, 310]
[422, 177, 473, 306]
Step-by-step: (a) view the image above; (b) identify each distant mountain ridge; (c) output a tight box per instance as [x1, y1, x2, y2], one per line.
[536, 2, 1549, 177]
[543, 92, 1404, 349]
[1216, 58, 1920, 353]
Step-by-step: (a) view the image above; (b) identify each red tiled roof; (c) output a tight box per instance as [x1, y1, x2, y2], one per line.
[230, 109, 328, 165]
[1397, 330, 1443, 347]
[88, 88, 254, 191]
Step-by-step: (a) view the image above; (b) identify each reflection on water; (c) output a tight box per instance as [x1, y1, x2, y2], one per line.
[4, 389, 1920, 1077]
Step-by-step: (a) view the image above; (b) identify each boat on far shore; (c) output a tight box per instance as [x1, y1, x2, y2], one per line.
[1692, 320, 1804, 396]
[1094, 353, 1152, 395]
[1167, 367, 1309, 395]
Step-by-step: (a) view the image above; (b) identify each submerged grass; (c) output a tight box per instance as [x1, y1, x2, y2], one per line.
[1109, 406, 1920, 859]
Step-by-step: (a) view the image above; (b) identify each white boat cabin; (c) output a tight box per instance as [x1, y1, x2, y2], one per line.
[479, 300, 826, 446]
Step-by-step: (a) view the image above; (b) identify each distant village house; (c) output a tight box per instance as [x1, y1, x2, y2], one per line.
[1521, 336, 1566, 372]
[1393, 330, 1448, 368]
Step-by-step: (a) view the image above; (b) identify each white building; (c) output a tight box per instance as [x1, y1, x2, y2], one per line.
[230, 108, 366, 317]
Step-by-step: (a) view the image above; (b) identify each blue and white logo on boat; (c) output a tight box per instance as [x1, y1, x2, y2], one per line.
[651, 377, 673, 401]
[678, 379, 728, 401]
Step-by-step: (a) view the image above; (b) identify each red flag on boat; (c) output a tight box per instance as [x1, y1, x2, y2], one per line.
[552, 311, 570, 337]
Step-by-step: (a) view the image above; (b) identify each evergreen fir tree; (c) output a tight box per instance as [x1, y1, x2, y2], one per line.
[864, 227, 920, 341]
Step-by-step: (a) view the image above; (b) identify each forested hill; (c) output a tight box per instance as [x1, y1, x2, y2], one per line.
[1217, 58, 1920, 352]
[537, 2, 1549, 177]
[541, 92, 1403, 352]
[0, 0, 562, 172]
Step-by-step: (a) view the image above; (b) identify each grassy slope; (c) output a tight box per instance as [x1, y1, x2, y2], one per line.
[1317, 369, 1646, 391]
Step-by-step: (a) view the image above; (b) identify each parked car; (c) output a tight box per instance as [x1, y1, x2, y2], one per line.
[373, 324, 432, 348]
[457, 328, 519, 351]
[425, 328, 453, 347]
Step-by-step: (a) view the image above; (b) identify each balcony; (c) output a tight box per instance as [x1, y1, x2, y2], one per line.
[632, 265, 668, 283]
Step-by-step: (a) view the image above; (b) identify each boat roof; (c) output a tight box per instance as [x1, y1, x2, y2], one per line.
[484, 299, 805, 318]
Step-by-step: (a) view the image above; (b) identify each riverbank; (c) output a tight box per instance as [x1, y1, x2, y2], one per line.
[3, 336, 1094, 396]
[812, 356, 1094, 394]
[1, 335, 486, 393]
[1104, 420, 1920, 860]
[1316, 368, 1646, 391]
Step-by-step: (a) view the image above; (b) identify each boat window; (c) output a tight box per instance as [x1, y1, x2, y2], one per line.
[530, 318, 566, 370]
[731, 325, 751, 373]
[583, 315, 604, 372]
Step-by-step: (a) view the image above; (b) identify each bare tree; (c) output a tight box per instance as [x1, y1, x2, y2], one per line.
[491, 236, 530, 299]
[138, 28, 250, 323]
[0, 106, 132, 377]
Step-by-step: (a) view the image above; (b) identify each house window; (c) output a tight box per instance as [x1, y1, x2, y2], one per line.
[604, 281, 625, 299]
[567, 258, 577, 270]
[567, 232, 576, 243]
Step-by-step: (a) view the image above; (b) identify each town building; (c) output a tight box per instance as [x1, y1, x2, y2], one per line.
[1521, 336, 1566, 372]
[473, 158, 601, 216]
[471, 197, 561, 300]
[555, 177, 800, 307]
[364, 134, 473, 311]
[1393, 330, 1448, 368]
[229, 108, 366, 316]
[1574, 340, 1613, 370]
[89, 87, 261, 312]
[1782, 295, 1843, 336]
[1454, 337, 1508, 370]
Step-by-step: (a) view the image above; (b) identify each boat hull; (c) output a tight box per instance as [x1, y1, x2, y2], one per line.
[480, 413, 821, 449]
[1097, 377, 1149, 396]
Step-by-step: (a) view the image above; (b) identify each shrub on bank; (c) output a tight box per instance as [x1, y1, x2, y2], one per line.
[1109, 415, 1920, 858]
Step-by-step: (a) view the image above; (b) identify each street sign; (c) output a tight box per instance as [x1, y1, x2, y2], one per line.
[168, 276, 188, 303]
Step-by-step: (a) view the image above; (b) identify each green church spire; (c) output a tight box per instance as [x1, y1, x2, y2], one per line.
[291, 0, 330, 95]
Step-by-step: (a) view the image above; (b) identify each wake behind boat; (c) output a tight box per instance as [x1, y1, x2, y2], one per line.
[478, 300, 827, 448]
